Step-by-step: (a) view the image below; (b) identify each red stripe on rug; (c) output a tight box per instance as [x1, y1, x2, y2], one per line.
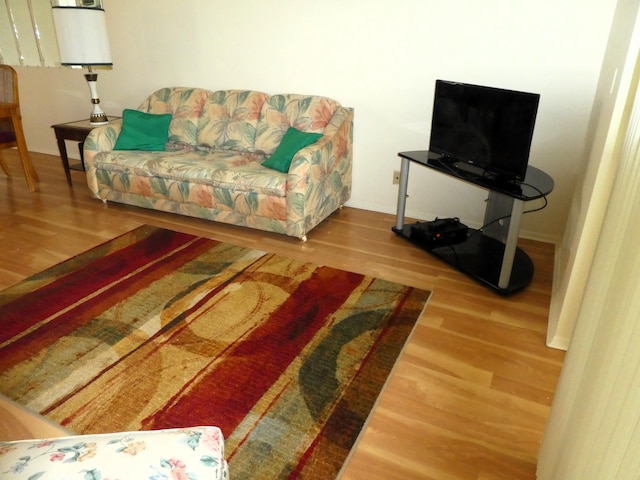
[0, 236, 221, 373]
[0, 228, 197, 342]
[140, 263, 365, 435]
[0, 232, 218, 370]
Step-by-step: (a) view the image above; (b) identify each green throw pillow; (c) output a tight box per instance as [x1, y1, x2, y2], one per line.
[263, 127, 323, 173]
[113, 109, 172, 151]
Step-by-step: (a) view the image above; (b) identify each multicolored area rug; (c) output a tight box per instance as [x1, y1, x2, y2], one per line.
[0, 225, 430, 478]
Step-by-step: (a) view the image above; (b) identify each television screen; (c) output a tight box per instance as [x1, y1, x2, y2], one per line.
[428, 80, 540, 182]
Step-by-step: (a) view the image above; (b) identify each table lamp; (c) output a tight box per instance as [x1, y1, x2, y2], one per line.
[51, 0, 112, 125]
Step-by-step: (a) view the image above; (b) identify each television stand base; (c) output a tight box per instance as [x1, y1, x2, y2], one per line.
[392, 224, 533, 295]
[393, 150, 554, 295]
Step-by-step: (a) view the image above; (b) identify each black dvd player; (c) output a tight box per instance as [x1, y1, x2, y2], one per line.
[410, 217, 468, 248]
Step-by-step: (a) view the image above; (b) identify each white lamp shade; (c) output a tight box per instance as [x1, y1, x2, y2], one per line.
[52, 7, 112, 67]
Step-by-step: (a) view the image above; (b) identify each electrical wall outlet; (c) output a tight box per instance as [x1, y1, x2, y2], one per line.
[393, 171, 400, 185]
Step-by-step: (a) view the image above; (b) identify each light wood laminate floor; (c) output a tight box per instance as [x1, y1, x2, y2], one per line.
[0, 151, 565, 479]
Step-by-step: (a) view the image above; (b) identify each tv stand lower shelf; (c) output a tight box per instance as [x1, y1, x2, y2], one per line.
[392, 223, 534, 295]
[392, 150, 554, 296]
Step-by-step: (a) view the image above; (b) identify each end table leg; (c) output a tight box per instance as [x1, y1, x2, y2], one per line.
[56, 137, 72, 186]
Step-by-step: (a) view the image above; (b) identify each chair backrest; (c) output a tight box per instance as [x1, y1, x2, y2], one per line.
[0, 65, 19, 145]
[0, 64, 37, 191]
[0, 65, 18, 104]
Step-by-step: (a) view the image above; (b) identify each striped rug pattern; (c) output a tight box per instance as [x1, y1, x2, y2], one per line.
[0, 225, 430, 478]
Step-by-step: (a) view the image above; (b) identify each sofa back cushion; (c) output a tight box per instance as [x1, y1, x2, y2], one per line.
[138, 87, 209, 148]
[254, 94, 339, 155]
[196, 90, 268, 152]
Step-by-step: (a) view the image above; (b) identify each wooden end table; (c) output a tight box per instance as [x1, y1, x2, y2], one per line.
[51, 117, 120, 186]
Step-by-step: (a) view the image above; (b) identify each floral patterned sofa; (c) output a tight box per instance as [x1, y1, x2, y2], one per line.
[84, 87, 353, 240]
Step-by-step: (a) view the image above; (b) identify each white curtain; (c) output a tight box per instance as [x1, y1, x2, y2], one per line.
[537, 37, 640, 480]
[0, 0, 59, 66]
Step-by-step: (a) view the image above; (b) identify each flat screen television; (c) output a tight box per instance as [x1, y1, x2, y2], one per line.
[428, 80, 540, 183]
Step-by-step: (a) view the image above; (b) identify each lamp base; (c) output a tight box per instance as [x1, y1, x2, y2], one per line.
[85, 72, 109, 126]
[90, 113, 109, 126]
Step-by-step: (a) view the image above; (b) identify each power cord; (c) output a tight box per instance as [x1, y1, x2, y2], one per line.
[442, 182, 548, 266]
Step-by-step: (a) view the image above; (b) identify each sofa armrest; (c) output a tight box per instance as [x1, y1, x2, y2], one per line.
[83, 119, 123, 198]
[286, 106, 354, 238]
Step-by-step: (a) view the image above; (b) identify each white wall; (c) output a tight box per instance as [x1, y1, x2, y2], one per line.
[15, 0, 616, 242]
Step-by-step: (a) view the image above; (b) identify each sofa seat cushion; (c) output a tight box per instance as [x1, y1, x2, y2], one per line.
[94, 149, 287, 197]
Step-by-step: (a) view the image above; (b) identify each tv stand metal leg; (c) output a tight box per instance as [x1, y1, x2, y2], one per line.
[498, 198, 525, 289]
[395, 157, 410, 231]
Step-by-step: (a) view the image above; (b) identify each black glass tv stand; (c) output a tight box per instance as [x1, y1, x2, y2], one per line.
[392, 150, 554, 295]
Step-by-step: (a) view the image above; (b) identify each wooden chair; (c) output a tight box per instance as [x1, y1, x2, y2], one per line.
[0, 65, 38, 191]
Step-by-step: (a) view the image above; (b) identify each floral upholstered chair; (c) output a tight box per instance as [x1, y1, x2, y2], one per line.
[0, 427, 228, 479]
